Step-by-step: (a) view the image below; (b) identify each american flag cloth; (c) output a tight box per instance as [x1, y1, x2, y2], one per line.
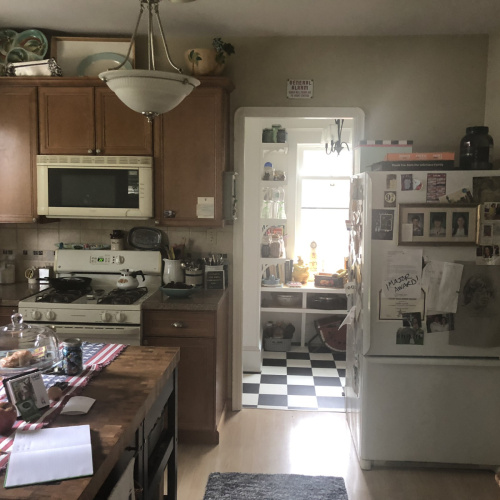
[0, 342, 127, 470]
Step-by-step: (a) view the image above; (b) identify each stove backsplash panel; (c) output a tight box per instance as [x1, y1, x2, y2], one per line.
[0, 219, 233, 284]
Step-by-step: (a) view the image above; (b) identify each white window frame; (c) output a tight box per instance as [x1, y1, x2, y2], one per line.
[294, 144, 352, 273]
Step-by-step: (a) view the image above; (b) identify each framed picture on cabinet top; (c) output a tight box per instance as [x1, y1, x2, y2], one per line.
[50, 36, 134, 77]
[398, 203, 478, 245]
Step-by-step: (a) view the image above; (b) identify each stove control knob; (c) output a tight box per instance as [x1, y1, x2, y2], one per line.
[115, 312, 126, 323]
[31, 310, 42, 320]
[101, 312, 111, 322]
[45, 310, 56, 321]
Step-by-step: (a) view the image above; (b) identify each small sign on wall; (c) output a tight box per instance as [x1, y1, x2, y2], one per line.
[287, 79, 313, 99]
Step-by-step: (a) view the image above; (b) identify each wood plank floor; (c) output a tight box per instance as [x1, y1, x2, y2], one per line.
[177, 408, 499, 500]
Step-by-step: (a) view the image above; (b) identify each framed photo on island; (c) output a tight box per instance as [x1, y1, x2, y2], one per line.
[398, 203, 478, 246]
[4, 369, 49, 420]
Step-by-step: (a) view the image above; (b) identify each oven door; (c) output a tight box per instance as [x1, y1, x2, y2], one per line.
[50, 324, 141, 346]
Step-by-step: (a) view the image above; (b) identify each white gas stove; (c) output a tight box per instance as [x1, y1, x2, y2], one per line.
[18, 250, 162, 345]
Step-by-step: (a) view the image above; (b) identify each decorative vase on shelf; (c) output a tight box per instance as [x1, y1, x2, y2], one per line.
[185, 48, 224, 76]
[185, 38, 234, 77]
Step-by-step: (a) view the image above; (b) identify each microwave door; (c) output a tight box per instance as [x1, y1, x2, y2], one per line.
[36, 159, 153, 219]
[49, 168, 138, 208]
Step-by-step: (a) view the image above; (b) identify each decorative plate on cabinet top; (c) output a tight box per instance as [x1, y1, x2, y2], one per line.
[14, 29, 48, 58]
[0, 29, 17, 62]
[76, 52, 132, 77]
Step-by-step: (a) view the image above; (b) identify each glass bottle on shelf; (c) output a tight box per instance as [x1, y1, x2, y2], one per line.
[276, 187, 286, 219]
[261, 188, 271, 218]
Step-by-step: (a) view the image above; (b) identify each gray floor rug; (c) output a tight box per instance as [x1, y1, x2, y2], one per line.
[203, 472, 348, 500]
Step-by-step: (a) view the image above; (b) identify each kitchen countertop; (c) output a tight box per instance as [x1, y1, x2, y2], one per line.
[0, 282, 229, 311]
[142, 287, 228, 311]
[0, 282, 50, 307]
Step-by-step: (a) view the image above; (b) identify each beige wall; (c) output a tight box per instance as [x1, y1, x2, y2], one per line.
[485, 34, 500, 166]
[169, 35, 489, 157]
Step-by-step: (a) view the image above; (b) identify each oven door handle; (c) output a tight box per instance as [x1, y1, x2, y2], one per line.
[171, 322, 184, 328]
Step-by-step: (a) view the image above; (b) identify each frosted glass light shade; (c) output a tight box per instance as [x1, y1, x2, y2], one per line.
[99, 69, 200, 120]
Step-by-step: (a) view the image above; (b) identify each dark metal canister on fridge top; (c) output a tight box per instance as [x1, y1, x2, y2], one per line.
[459, 126, 493, 170]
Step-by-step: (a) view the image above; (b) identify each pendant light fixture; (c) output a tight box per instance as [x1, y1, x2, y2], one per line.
[99, 0, 200, 123]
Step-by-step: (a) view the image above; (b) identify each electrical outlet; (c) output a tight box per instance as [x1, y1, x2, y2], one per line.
[207, 229, 216, 245]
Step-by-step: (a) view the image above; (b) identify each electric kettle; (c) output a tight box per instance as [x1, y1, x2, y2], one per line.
[116, 269, 145, 290]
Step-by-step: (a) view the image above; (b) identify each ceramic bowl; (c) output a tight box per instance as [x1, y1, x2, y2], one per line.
[160, 285, 196, 298]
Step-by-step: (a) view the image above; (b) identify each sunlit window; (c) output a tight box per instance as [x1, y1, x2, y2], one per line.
[295, 146, 351, 273]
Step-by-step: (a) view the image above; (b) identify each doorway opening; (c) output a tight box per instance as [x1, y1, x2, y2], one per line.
[233, 107, 365, 412]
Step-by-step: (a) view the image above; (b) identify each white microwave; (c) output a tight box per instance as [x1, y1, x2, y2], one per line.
[36, 155, 154, 219]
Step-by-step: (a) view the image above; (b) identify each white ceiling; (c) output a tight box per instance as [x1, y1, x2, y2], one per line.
[2, 0, 500, 38]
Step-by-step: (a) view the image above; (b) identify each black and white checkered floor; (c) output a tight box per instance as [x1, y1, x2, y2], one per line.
[242, 346, 346, 411]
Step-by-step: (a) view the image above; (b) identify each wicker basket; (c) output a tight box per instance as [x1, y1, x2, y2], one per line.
[264, 337, 292, 352]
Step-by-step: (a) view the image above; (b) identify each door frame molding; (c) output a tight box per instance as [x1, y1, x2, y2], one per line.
[232, 106, 365, 411]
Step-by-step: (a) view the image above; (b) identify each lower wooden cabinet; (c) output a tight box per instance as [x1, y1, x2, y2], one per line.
[0, 306, 17, 327]
[142, 291, 228, 444]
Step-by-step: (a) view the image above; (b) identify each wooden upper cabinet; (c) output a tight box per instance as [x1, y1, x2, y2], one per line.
[38, 87, 95, 155]
[95, 88, 152, 156]
[0, 86, 38, 223]
[155, 77, 234, 227]
[39, 85, 152, 156]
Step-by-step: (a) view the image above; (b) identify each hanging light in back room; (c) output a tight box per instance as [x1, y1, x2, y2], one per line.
[99, 0, 200, 123]
[322, 119, 350, 156]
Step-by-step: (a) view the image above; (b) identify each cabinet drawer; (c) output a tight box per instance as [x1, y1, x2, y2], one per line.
[143, 310, 215, 338]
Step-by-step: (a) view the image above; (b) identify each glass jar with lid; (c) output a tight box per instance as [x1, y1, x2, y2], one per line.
[0, 313, 62, 376]
[459, 126, 493, 170]
[261, 234, 271, 258]
[270, 234, 285, 258]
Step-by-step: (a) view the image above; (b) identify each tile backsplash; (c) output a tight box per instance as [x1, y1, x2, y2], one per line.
[0, 219, 233, 283]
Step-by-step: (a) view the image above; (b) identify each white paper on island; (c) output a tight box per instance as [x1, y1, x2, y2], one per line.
[61, 396, 96, 415]
[5, 425, 93, 488]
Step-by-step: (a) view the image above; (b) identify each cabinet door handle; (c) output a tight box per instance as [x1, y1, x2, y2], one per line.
[171, 322, 184, 328]
[95, 149, 101, 154]
[87, 149, 93, 154]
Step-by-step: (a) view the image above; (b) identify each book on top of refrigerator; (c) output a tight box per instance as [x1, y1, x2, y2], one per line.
[384, 152, 455, 161]
[369, 160, 456, 171]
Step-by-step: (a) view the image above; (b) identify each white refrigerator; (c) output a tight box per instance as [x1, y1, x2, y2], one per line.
[346, 169, 500, 470]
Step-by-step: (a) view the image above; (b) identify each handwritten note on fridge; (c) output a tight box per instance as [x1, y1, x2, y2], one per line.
[421, 260, 463, 313]
[382, 249, 423, 299]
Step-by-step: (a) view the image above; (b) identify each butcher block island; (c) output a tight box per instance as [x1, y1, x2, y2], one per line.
[142, 288, 229, 445]
[0, 346, 180, 500]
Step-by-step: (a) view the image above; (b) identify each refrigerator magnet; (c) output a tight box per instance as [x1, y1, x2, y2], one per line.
[372, 209, 394, 240]
[401, 174, 413, 191]
[384, 191, 396, 207]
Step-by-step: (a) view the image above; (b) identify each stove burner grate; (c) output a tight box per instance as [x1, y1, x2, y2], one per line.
[36, 288, 91, 304]
[97, 287, 148, 305]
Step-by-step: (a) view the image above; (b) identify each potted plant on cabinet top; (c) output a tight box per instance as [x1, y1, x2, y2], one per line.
[186, 37, 235, 76]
